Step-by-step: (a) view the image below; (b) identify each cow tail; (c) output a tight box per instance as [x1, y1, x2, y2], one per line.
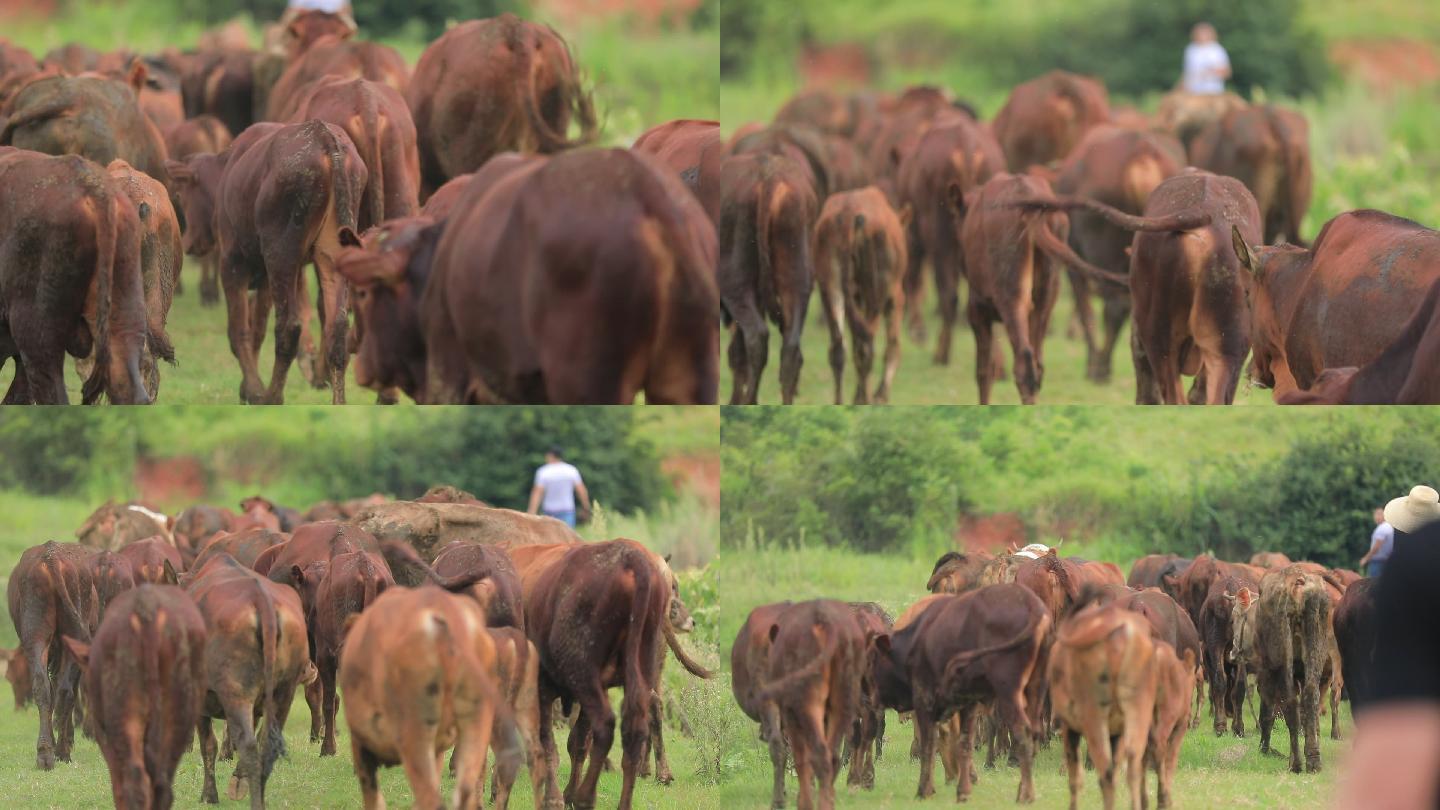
[48, 553, 93, 643]
[624, 557, 658, 716]
[519, 24, 597, 152]
[360, 553, 379, 609]
[1010, 196, 1212, 233]
[364, 92, 385, 229]
[756, 177, 776, 318]
[1028, 215, 1131, 286]
[758, 618, 840, 702]
[257, 590, 286, 781]
[0, 98, 74, 145]
[941, 608, 1045, 689]
[663, 619, 714, 679]
[318, 122, 359, 236]
[81, 186, 120, 405]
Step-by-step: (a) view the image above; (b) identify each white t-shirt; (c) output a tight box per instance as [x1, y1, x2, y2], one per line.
[534, 462, 583, 513]
[1183, 42, 1230, 95]
[289, 0, 349, 11]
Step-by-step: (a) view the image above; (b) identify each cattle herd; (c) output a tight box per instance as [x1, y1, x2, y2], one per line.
[732, 544, 1379, 809]
[2, 487, 713, 809]
[721, 71, 1440, 404]
[0, 10, 721, 405]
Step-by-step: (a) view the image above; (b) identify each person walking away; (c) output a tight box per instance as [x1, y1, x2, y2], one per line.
[1360, 507, 1396, 577]
[1181, 22, 1231, 95]
[1336, 484, 1440, 810]
[528, 445, 590, 528]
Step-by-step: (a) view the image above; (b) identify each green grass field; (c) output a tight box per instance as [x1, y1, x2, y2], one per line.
[711, 546, 1345, 809]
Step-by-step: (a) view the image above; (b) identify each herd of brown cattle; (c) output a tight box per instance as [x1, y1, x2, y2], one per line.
[733, 545, 1379, 809]
[723, 70, 1440, 404]
[0, 10, 720, 405]
[2, 487, 712, 809]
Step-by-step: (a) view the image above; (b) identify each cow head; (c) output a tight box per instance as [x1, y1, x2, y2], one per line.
[1232, 225, 1309, 390]
[868, 632, 913, 713]
[285, 11, 356, 59]
[166, 153, 225, 257]
[1, 648, 31, 709]
[1226, 587, 1257, 664]
[76, 500, 121, 547]
[335, 218, 445, 401]
[290, 560, 329, 618]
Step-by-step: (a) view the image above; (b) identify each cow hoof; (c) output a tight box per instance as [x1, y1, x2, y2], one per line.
[202, 788, 219, 805]
[1307, 760, 1323, 773]
[656, 771, 674, 786]
[35, 750, 55, 771]
[228, 775, 248, 800]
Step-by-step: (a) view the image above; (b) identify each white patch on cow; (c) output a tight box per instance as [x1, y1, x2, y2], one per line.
[1013, 543, 1052, 559]
[128, 505, 169, 524]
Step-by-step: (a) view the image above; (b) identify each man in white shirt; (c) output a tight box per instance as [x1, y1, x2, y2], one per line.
[289, 0, 350, 12]
[528, 446, 590, 528]
[1181, 22, 1231, 95]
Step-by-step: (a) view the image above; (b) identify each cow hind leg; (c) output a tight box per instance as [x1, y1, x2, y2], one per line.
[1063, 728, 1083, 810]
[451, 704, 495, 810]
[576, 694, 617, 810]
[305, 678, 322, 743]
[198, 717, 220, 804]
[968, 301, 997, 405]
[1094, 294, 1128, 383]
[321, 664, 340, 756]
[650, 691, 674, 784]
[398, 724, 445, 810]
[818, 271, 846, 405]
[222, 267, 265, 404]
[352, 739, 386, 810]
[26, 637, 54, 770]
[313, 257, 349, 404]
[764, 702, 787, 809]
[260, 247, 307, 405]
[52, 659, 81, 762]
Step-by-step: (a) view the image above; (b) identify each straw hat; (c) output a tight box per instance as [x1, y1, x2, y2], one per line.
[1384, 485, 1440, 534]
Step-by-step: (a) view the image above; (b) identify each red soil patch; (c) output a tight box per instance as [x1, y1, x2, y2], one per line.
[0, 0, 53, 20]
[955, 512, 1027, 555]
[535, 0, 701, 32]
[796, 42, 873, 88]
[661, 453, 718, 510]
[1330, 38, 1440, 92]
[134, 456, 207, 506]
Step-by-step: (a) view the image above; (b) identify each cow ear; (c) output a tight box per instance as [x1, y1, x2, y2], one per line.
[874, 633, 891, 654]
[338, 226, 363, 249]
[1223, 593, 1235, 603]
[1162, 573, 1177, 587]
[161, 559, 178, 586]
[1238, 588, 1253, 608]
[166, 160, 193, 183]
[888, 146, 902, 169]
[663, 553, 672, 564]
[291, 564, 305, 586]
[61, 637, 90, 673]
[1232, 225, 1259, 278]
[768, 623, 779, 643]
[126, 58, 148, 93]
[945, 182, 964, 214]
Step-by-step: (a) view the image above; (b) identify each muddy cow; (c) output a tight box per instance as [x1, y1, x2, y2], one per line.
[163, 115, 234, 306]
[484, 625, 554, 809]
[282, 76, 420, 231]
[172, 505, 236, 561]
[6, 541, 98, 769]
[1191, 105, 1311, 245]
[1147, 640, 1197, 810]
[86, 549, 137, 618]
[1050, 126, 1185, 383]
[1048, 601, 1158, 810]
[239, 495, 303, 533]
[431, 541, 526, 631]
[280, 10, 356, 58]
[721, 124, 834, 203]
[1253, 565, 1334, 773]
[185, 552, 309, 807]
[118, 536, 185, 585]
[263, 520, 378, 589]
[168, 119, 366, 404]
[77, 501, 171, 551]
[1198, 577, 1255, 737]
[1333, 578, 1379, 710]
[731, 601, 795, 808]
[1, 70, 172, 195]
[1278, 276, 1440, 405]
[895, 118, 1005, 361]
[180, 49, 256, 139]
[1250, 552, 1293, 569]
[524, 540, 703, 810]
[0, 149, 151, 404]
[1168, 554, 1260, 627]
[872, 584, 1051, 803]
[339, 585, 516, 810]
[633, 119, 721, 225]
[192, 528, 287, 572]
[961, 172, 1129, 403]
[407, 14, 596, 197]
[926, 550, 995, 595]
[106, 159, 181, 397]
[721, 151, 818, 405]
[992, 70, 1110, 172]
[761, 600, 866, 810]
[1157, 90, 1247, 152]
[337, 148, 717, 404]
[60, 585, 206, 810]
[1236, 209, 1440, 399]
[1020, 170, 1263, 404]
[812, 185, 908, 404]
[845, 602, 892, 791]
[1128, 554, 1181, 589]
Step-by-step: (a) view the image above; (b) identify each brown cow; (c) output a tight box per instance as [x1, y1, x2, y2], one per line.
[524, 540, 698, 810]
[871, 584, 1051, 803]
[1278, 275, 1440, 405]
[1156, 90, 1247, 152]
[167, 119, 366, 404]
[59, 585, 206, 810]
[172, 505, 236, 562]
[86, 549, 137, 618]
[1050, 125, 1185, 382]
[633, 119, 721, 225]
[185, 552, 309, 806]
[338, 148, 717, 404]
[263, 520, 378, 588]
[1, 645, 33, 709]
[484, 625, 555, 810]
[6, 541, 97, 769]
[339, 585, 512, 810]
[1048, 601, 1158, 810]
[761, 600, 866, 810]
[0, 148, 151, 404]
[845, 602, 892, 790]
[1199, 577, 1256, 737]
[1250, 552, 1293, 569]
[1237, 209, 1440, 399]
[180, 49, 255, 138]
[118, 536, 185, 585]
[282, 75, 420, 231]
[960, 172, 1129, 403]
[926, 550, 995, 595]
[432, 541, 526, 631]
[1168, 554, 1260, 626]
[1252, 565, 1333, 773]
[41, 43, 100, 73]
[992, 70, 1110, 172]
[281, 10, 356, 59]
[163, 115, 233, 306]
[1191, 105, 1311, 245]
[407, 15, 596, 197]
[720, 151, 817, 405]
[192, 528, 287, 572]
[106, 158, 181, 396]
[1147, 641, 1196, 810]
[895, 118, 1005, 362]
[731, 601, 795, 809]
[1127, 554, 1181, 589]
[356, 500, 579, 562]
[812, 185, 908, 404]
[77, 501, 171, 551]
[1333, 578, 1378, 711]
[265, 34, 407, 122]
